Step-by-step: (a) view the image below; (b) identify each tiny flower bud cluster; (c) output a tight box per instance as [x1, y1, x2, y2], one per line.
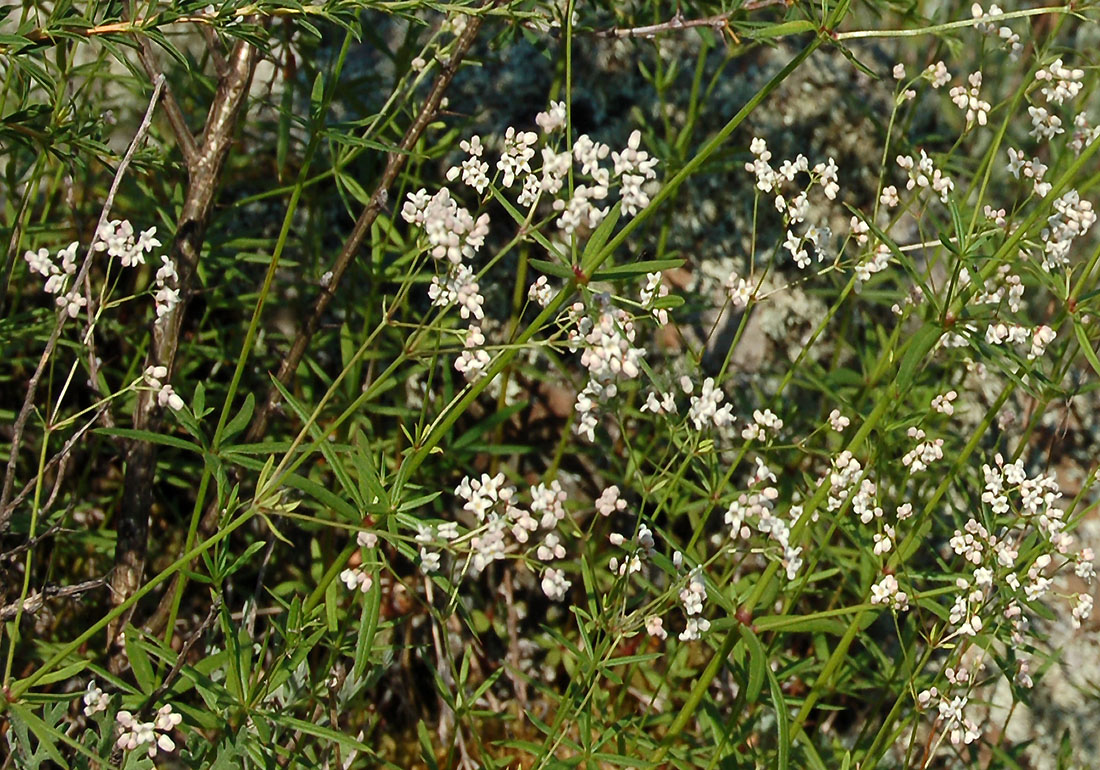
[971, 4, 1021, 57]
[144, 366, 185, 411]
[1035, 58, 1085, 105]
[949, 72, 991, 128]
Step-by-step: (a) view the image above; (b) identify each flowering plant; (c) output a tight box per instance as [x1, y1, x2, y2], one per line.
[2, 0, 1100, 768]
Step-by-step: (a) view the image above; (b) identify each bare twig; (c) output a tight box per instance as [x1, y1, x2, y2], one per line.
[591, 1, 790, 39]
[0, 577, 107, 621]
[136, 38, 200, 166]
[0, 76, 165, 534]
[110, 36, 258, 667]
[0, 523, 65, 563]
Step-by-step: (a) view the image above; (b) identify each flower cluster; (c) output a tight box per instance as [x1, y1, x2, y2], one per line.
[949, 72, 991, 128]
[24, 222, 179, 321]
[568, 295, 646, 441]
[971, 3, 1021, 57]
[723, 459, 804, 580]
[1006, 147, 1052, 197]
[744, 138, 839, 271]
[143, 365, 185, 411]
[1040, 189, 1096, 271]
[897, 150, 954, 203]
[115, 705, 181, 758]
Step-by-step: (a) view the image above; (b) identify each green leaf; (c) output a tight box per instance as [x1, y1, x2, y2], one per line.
[827, 0, 852, 28]
[353, 577, 382, 679]
[324, 577, 339, 633]
[417, 720, 440, 770]
[529, 258, 575, 280]
[7, 702, 69, 769]
[221, 393, 255, 444]
[581, 200, 622, 266]
[31, 661, 88, 686]
[267, 714, 377, 757]
[94, 427, 200, 453]
[1074, 320, 1100, 379]
[126, 630, 156, 693]
[193, 381, 206, 417]
[225, 540, 267, 578]
[310, 71, 325, 114]
[744, 19, 816, 39]
[767, 666, 790, 770]
[739, 625, 766, 705]
[896, 324, 942, 393]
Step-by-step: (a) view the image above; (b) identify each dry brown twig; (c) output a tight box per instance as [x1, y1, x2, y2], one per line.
[592, 0, 791, 39]
[0, 578, 107, 621]
[109, 32, 259, 669]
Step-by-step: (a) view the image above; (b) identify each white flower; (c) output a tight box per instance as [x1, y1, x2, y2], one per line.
[57, 289, 87, 318]
[645, 616, 667, 639]
[741, 408, 782, 442]
[923, 61, 950, 88]
[420, 548, 440, 574]
[497, 127, 538, 188]
[931, 390, 957, 415]
[1028, 105, 1064, 141]
[1036, 58, 1085, 105]
[429, 263, 484, 320]
[725, 273, 752, 308]
[116, 705, 179, 757]
[157, 384, 185, 412]
[535, 101, 567, 133]
[446, 137, 490, 193]
[153, 705, 181, 733]
[537, 532, 566, 561]
[612, 130, 659, 180]
[340, 567, 372, 593]
[82, 680, 109, 716]
[1071, 593, 1094, 628]
[828, 409, 850, 431]
[870, 574, 909, 610]
[813, 157, 840, 200]
[949, 72, 991, 128]
[25, 247, 55, 277]
[688, 377, 735, 431]
[596, 485, 627, 517]
[541, 567, 571, 600]
[527, 275, 554, 307]
[678, 617, 711, 641]
[455, 325, 491, 382]
[136, 227, 161, 254]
